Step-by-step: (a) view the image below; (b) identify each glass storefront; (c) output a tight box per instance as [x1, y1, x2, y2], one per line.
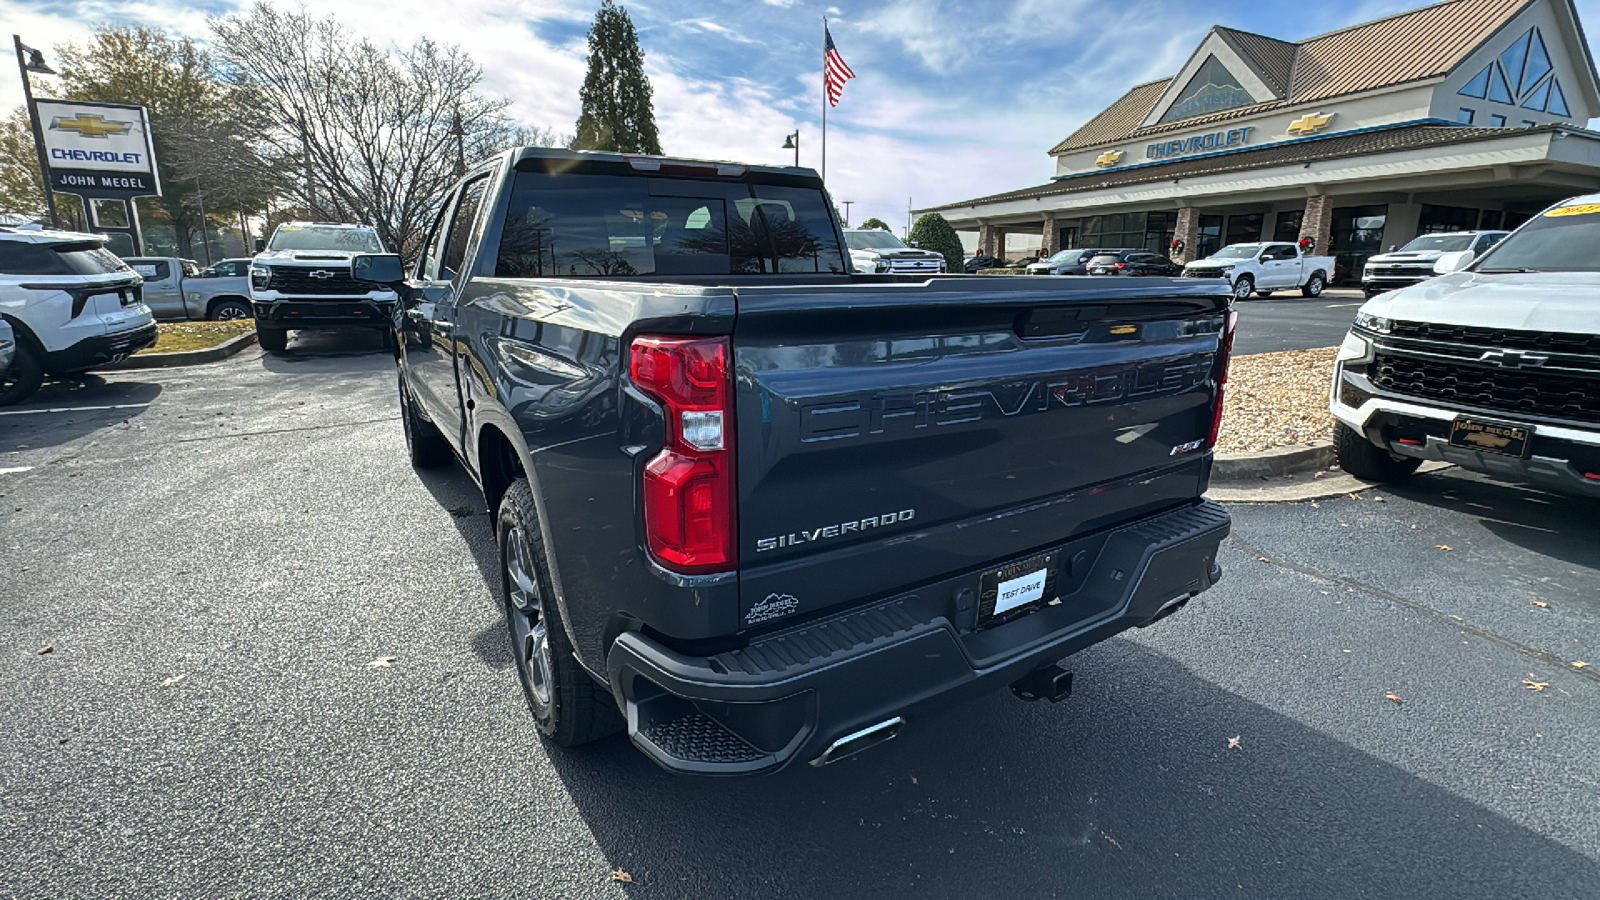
[1332, 204, 1388, 283]
[1273, 210, 1303, 243]
[1080, 211, 1175, 254]
[1419, 203, 1479, 234]
[1225, 213, 1264, 246]
[1197, 214, 1223, 258]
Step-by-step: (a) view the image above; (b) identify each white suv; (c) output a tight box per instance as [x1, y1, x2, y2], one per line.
[0, 226, 155, 405]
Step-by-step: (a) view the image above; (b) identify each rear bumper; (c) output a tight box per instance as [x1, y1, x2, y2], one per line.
[607, 499, 1230, 775]
[253, 296, 395, 330]
[41, 322, 158, 373]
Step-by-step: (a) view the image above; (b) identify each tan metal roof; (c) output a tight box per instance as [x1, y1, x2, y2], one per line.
[937, 124, 1556, 213]
[1050, 0, 1535, 155]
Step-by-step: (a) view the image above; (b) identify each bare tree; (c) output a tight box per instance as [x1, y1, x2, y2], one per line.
[209, 3, 514, 257]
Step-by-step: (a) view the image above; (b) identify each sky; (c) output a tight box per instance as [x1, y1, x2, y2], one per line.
[7, 0, 1600, 242]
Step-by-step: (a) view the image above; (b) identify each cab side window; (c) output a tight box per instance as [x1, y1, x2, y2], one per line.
[418, 198, 452, 282]
[441, 176, 490, 282]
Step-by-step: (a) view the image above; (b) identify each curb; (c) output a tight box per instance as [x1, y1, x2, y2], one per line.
[104, 331, 258, 370]
[1213, 440, 1334, 481]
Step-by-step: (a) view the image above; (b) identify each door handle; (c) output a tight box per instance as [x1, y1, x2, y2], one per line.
[406, 308, 427, 322]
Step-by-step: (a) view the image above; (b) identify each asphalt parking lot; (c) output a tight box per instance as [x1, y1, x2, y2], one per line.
[2, 330, 1596, 899]
[1230, 287, 1365, 356]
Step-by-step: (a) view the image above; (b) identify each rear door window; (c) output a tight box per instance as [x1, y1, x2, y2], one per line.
[441, 176, 490, 282]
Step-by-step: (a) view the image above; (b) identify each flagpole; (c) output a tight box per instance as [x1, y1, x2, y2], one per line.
[821, 16, 827, 183]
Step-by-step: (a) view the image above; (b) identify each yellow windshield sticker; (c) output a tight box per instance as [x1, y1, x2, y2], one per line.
[1110, 324, 1138, 335]
[1545, 203, 1600, 217]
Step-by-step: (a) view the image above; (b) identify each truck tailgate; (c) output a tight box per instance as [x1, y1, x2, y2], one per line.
[732, 277, 1231, 627]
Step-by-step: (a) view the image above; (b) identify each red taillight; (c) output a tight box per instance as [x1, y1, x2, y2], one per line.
[1113, 262, 1126, 269]
[630, 336, 736, 573]
[1397, 437, 1424, 446]
[1206, 310, 1238, 449]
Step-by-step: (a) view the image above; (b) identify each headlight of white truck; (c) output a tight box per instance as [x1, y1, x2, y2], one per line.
[1353, 311, 1392, 334]
[251, 265, 272, 290]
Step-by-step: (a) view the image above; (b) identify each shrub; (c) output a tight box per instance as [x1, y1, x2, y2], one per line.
[907, 213, 963, 274]
[858, 217, 892, 231]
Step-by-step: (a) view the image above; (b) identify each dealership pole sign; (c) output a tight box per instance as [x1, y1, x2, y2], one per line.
[33, 99, 162, 199]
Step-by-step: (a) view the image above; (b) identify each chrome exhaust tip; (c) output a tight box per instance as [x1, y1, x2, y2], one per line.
[809, 716, 904, 767]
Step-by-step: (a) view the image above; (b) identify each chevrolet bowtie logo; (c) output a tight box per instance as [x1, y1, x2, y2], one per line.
[1479, 349, 1549, 369]
[1286, 112, 1333, 136]
[308, 270, 334, 279]
[1095, 150, 1124, 168]
[50, 113, 133, 139]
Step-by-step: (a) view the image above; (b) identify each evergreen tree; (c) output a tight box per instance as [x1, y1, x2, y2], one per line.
[572, 1, 662, 154]
[858, 217, 892, 231]
[908, 213, 964, 274]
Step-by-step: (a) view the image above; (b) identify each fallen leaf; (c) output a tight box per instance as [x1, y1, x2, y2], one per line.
[161, 674, 185, 687]
[1310, 501, 1321, 509]
[1572, 661, 1589, 669]
[1530, 599, 1548, 608]
[1348, 493, 1363, 500]
[1339, 523, 1350, 528]
[367, 656, 396, 668]
[1523, 680, 1548, 692]
[1257, 556, 1270, 563]
[1373, 496, 1385, 502]
[37, 645, 53, 655]
[1319, 591, 1330, 595]
[910, 776, 918, 784]
[1226, 735, 1242, 750]
[609, 868, 633, 884]
[1342, 649, 1352, 653]
[1385, 691, 1403, 704]
[1312, 471, 1326, 480]
[1437, 545, 1452, 551]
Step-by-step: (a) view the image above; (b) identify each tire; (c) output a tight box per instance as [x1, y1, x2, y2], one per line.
[498, 477, 623, 747]
[1363, 285, 1381, 299]
[397, 370, 452, 468]
[1334, 421, 1422, 482]
[0, 342, 45, 407]
[257, 325, 288, 353]
[210, 298, 251, 320]
[1232, 276, 1255, 301]
[1301, 272, 1326, 298]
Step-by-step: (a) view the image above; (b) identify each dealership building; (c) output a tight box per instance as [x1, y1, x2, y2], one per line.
[922, 0, 1600, 278]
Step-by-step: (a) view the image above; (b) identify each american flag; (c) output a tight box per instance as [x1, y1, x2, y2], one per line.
[824, 27, 855, 107]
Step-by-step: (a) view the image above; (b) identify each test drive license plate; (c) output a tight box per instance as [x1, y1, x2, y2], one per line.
[978, 551, 1059, 623]
[1448, 418, 1531, 458]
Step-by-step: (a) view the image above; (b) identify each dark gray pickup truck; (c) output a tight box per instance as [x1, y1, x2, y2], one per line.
[354, 148, 1236, 775]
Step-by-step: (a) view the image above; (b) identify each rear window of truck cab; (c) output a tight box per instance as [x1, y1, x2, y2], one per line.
[495, 171, 847, 277]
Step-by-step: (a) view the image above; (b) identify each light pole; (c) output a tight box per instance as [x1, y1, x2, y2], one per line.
[13, 35, 59, 228]
[781, 130, 799, 167]
[841, 200, 853, 227]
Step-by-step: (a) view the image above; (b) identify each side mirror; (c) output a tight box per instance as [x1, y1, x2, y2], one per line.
[254, 239, 266, 252]
[352, 253, 405, 284]
[1434, 250, 1474, 275]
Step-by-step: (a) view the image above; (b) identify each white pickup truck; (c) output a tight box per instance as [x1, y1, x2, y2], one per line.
[1182, 241, 1335, 301]
[1330, 194, 1600, 497]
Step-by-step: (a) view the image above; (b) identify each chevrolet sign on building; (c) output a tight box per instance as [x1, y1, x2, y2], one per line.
[35, 99, 161, 199]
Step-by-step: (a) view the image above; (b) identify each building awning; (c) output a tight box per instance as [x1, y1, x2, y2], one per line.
[924, 123, 1569, 216]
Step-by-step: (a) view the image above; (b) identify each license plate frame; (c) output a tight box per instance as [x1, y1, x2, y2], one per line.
[978, 551, 1059, 625]
[1448, 418, 1532, 458]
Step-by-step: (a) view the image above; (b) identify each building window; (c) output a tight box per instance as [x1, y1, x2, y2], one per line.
[1479, 210, 1504, 229]
[1273, 210, 1304, 243]
[1419, 204, 1479, 234]
[1196, 215, 1223, 259]
[1160, 55, 1255, 124]
[1490, 114, 1506, 127]
[1224, 213, 1263, 246]
[1522, 120, 1537, 127]
[1458, 108, 1475, 124]
[1059, 226, 1079, 250]
[1331, 205, 1388, 283]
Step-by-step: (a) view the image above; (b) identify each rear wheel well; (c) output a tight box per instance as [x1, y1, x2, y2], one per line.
[1, 314, 44, 351]
[477, 425, 526, 516]
[206, 295, 251, 316]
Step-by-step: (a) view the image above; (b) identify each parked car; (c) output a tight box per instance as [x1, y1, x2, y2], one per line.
[1087, 251, 1184, 277]
[0, 226, 155, 406]
[1183, 242, 1334, 300]
[124, 256, 253, 321]
[1331, 195, 1600, 496]
[1361, 231, 1509, 297]
[1026, 248, 1126, 276]
[842, 228, 945, 275]
[249, 222, 396, 353]
[963, 253, 1005, 272]
[361, 147, 1236, 775]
